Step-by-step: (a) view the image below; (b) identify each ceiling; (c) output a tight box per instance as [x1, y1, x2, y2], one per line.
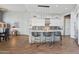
[0, 4, 76, 15]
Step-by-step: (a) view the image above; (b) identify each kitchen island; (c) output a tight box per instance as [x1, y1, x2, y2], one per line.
[29, 26, 62, 44]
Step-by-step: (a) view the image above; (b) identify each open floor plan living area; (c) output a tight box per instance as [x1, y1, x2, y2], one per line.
[0, 4, 79, 54]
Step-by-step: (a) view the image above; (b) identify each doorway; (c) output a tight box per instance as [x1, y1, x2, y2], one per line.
[64, 15, 70, 36]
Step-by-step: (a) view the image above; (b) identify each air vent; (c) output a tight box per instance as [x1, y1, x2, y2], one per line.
[38, 5, 50, 8]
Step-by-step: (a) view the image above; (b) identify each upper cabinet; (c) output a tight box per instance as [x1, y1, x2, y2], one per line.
[30, 15, 62, 26]
[31, 18, 45, 26]
[50, 18, 61, 26]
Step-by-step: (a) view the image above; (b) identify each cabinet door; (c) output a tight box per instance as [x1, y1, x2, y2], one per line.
[32, 19, 45, 26]
[50, 19, 62, 26]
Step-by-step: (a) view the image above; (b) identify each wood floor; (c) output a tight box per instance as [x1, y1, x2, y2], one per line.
[0, 35, 79, 54]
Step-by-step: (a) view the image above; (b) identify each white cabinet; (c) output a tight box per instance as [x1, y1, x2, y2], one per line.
[31, 19, 45, 26]
[50, 18, 62, 26]
[31, 17, 62, 26]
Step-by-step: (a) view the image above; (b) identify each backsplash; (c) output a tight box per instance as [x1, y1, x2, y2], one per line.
[32, 26, 62, 30]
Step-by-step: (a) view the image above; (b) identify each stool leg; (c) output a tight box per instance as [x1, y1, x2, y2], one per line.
[53, 35, 55, 44]
[45, 37, 47, 44]
[0, 38, 1, 42]
[41, 37, 44, 46]
[60, 35, 62, 46]
[5, 36, 7, 41]
[35, 38, 40, 47]
[51, 36, 53, 44]
[51, 37, 53, 45]
[48, 37, 52, 47]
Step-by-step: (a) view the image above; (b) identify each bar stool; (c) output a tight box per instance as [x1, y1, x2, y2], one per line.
[54, 31, 62, 45]
[32, 32, 41, 47]
[52, 32, 55, 44]
[43, 32, 53, 46]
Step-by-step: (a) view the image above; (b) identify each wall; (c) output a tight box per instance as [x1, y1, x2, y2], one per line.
[70, 6, 78, 39]
[76, 5, 79, 44]
[3, 11, 64, 35]
[3, 11, 30, 35]
[70, 12, 76, 38]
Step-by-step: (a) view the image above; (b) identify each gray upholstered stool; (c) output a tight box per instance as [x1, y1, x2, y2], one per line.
[43, 32, 53, 46]
[32, 32, 41, 47]
[54, 31, 62, 45]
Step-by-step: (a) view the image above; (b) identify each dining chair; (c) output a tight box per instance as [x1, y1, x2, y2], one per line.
[0, 28, 5, 42]
[5, 28, 10, 40]
[0, 28, 10, 41]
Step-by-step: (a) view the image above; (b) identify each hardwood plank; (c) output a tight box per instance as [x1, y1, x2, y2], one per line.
[0, 35, 79, 54]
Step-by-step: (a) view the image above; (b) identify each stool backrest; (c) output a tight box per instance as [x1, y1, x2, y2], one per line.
[43, 32, 52, 37]
[32, 32, 41, 37]
[54, 31, 61, 36]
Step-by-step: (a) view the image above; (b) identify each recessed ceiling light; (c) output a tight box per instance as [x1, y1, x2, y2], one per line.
[33, 16, 37, 17]
[55, 5, 58, 7]
[65, 8, 68, 10]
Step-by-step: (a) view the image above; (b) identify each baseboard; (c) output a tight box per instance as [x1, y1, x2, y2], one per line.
[62, 35, 70, 37]
[9, 34, 29, 36]
[17, 34, 29, 36]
